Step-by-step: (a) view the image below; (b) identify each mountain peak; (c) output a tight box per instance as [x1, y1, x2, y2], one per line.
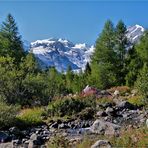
[30, 38, 94, 72]
[25, 24, 144, 72]
[126, 24, 144, 43]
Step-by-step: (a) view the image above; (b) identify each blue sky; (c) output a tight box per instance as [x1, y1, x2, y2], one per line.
[0, 1, 147, 45]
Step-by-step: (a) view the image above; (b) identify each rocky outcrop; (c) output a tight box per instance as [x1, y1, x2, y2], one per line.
[89, 119, 120, 136]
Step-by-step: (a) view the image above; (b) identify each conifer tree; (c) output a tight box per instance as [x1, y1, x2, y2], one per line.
[90, 20, 116, 89]
[0, 14, 25, 63]
[115, 20, 128, 85]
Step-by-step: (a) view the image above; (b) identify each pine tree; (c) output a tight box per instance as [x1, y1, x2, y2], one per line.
[0, 14, 25, 63]
[84, 62, 91, 76]
[115, 20, 128, 85]
[125, 46, 142, 86]
[135, 63, 148, 105]
[90, 20, 116, 89]
[136, 30, 148, 64]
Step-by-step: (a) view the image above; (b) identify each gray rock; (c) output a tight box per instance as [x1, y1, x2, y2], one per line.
[12, 139, 21, 146]
[30, 133, 37, 141]
[96, 111, 107, 117]
[91, 140, 112, 148]
[116, 101, 136, 110]
[146, 119, 148, 128]
[90, 119, 120, 136]
[114, 90, 120, 96]
[106, 107, 114, 115]
[58, 123, 69, 129]
[9, 127, 20, 135]
[0, 131, 9, 142]
[50, 122, 58, 128]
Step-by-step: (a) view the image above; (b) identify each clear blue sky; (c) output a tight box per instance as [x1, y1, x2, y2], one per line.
[0, 1, 147, 45]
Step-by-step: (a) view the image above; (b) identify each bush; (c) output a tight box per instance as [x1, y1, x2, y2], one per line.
[47, 135, 69, 148]
[48, 97, 95, 117]
[108, 86, 130, 95]
[128, 96, 144, 107]
[76, 107, 95, 120]
[96, 97, 113, 105]
[16, 108, 45, 127]
[0, 101, 20, 129]
[135, 64, 148, 107]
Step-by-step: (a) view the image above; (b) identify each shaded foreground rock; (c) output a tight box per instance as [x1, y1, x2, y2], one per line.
[91, 140, 112, 148]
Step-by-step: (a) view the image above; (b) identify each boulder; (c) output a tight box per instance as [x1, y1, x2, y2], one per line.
[91, 140, 112, 148]
[50, 122, 58, 128]
[9, 127, 21, 136]
[90, 119, 120, 136]
[96, 111, 107, 117]
[114, 90, 120, 96]
[0, 131, 9, 142]
[116, 101, 136, 110]
[58, 123, 69, 129]
[29, 133, 43, 147]
[146, 119, 148, 128]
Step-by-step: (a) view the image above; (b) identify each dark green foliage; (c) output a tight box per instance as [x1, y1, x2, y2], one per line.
[125, 46, 142, 86]
[136, 31, 148, 63]
[135, 64, 148, 106]
[47, 135, 69, 148]
[90, 20, 117, 89]
[16, 108, 45, 128]
[0, 101, 20, 129]
[115, 20, 128, 85]
[0, 14, 25, 63]
[76, 107, 95, 120]
[85, 62, 91, 76]
[48, 97, 95, 117]
[0, 14, 148, 110]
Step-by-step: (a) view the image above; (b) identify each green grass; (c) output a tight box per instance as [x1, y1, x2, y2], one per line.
[16, 107, 45, 127]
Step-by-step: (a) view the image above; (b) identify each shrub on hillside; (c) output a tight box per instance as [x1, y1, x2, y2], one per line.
[76, 107, 95, 120]
[128, 96, 144, 107]
[0, 102, 20, 129]
[47, 135, 69, 148]
[135, 64, 148, 107]
[16, 108, 45, 127]
[108, 86, 130, 95]
[48, 97, 95, 117]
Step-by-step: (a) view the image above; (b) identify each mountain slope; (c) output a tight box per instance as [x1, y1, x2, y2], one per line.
[126, 24, 144, 43]
[30, 38, 94, 72]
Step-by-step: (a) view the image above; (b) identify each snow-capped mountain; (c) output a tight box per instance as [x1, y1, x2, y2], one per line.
[27, 24, 144, 72]
[126, 24, 145, 43]
[30, 38, 94, 72]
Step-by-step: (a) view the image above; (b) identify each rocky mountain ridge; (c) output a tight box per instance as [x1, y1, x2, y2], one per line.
[24, 24, 145, 72]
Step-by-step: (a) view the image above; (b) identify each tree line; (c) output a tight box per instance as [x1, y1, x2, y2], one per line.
[0, 14, 148, 107]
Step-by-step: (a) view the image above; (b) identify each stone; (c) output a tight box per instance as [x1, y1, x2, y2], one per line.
[58, 123, 69, 129]
[114, 90, 120, 96]
[0, 142, 13, 148]
[91, 140, 112, 148]
[9, 127, 20, 135]
[146, 119, 148, 128]
[106, 107, 114, 115]
[116, 101, 136, 110]
[50, 122, 58, 128]
[0, 131, 9, 142]
[96, 111, 106, 117]
[12, 139, 21, 146]
[30, 133, 37, 141]
[29, 133, 43, 146]
[90, 119, 120, 136]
